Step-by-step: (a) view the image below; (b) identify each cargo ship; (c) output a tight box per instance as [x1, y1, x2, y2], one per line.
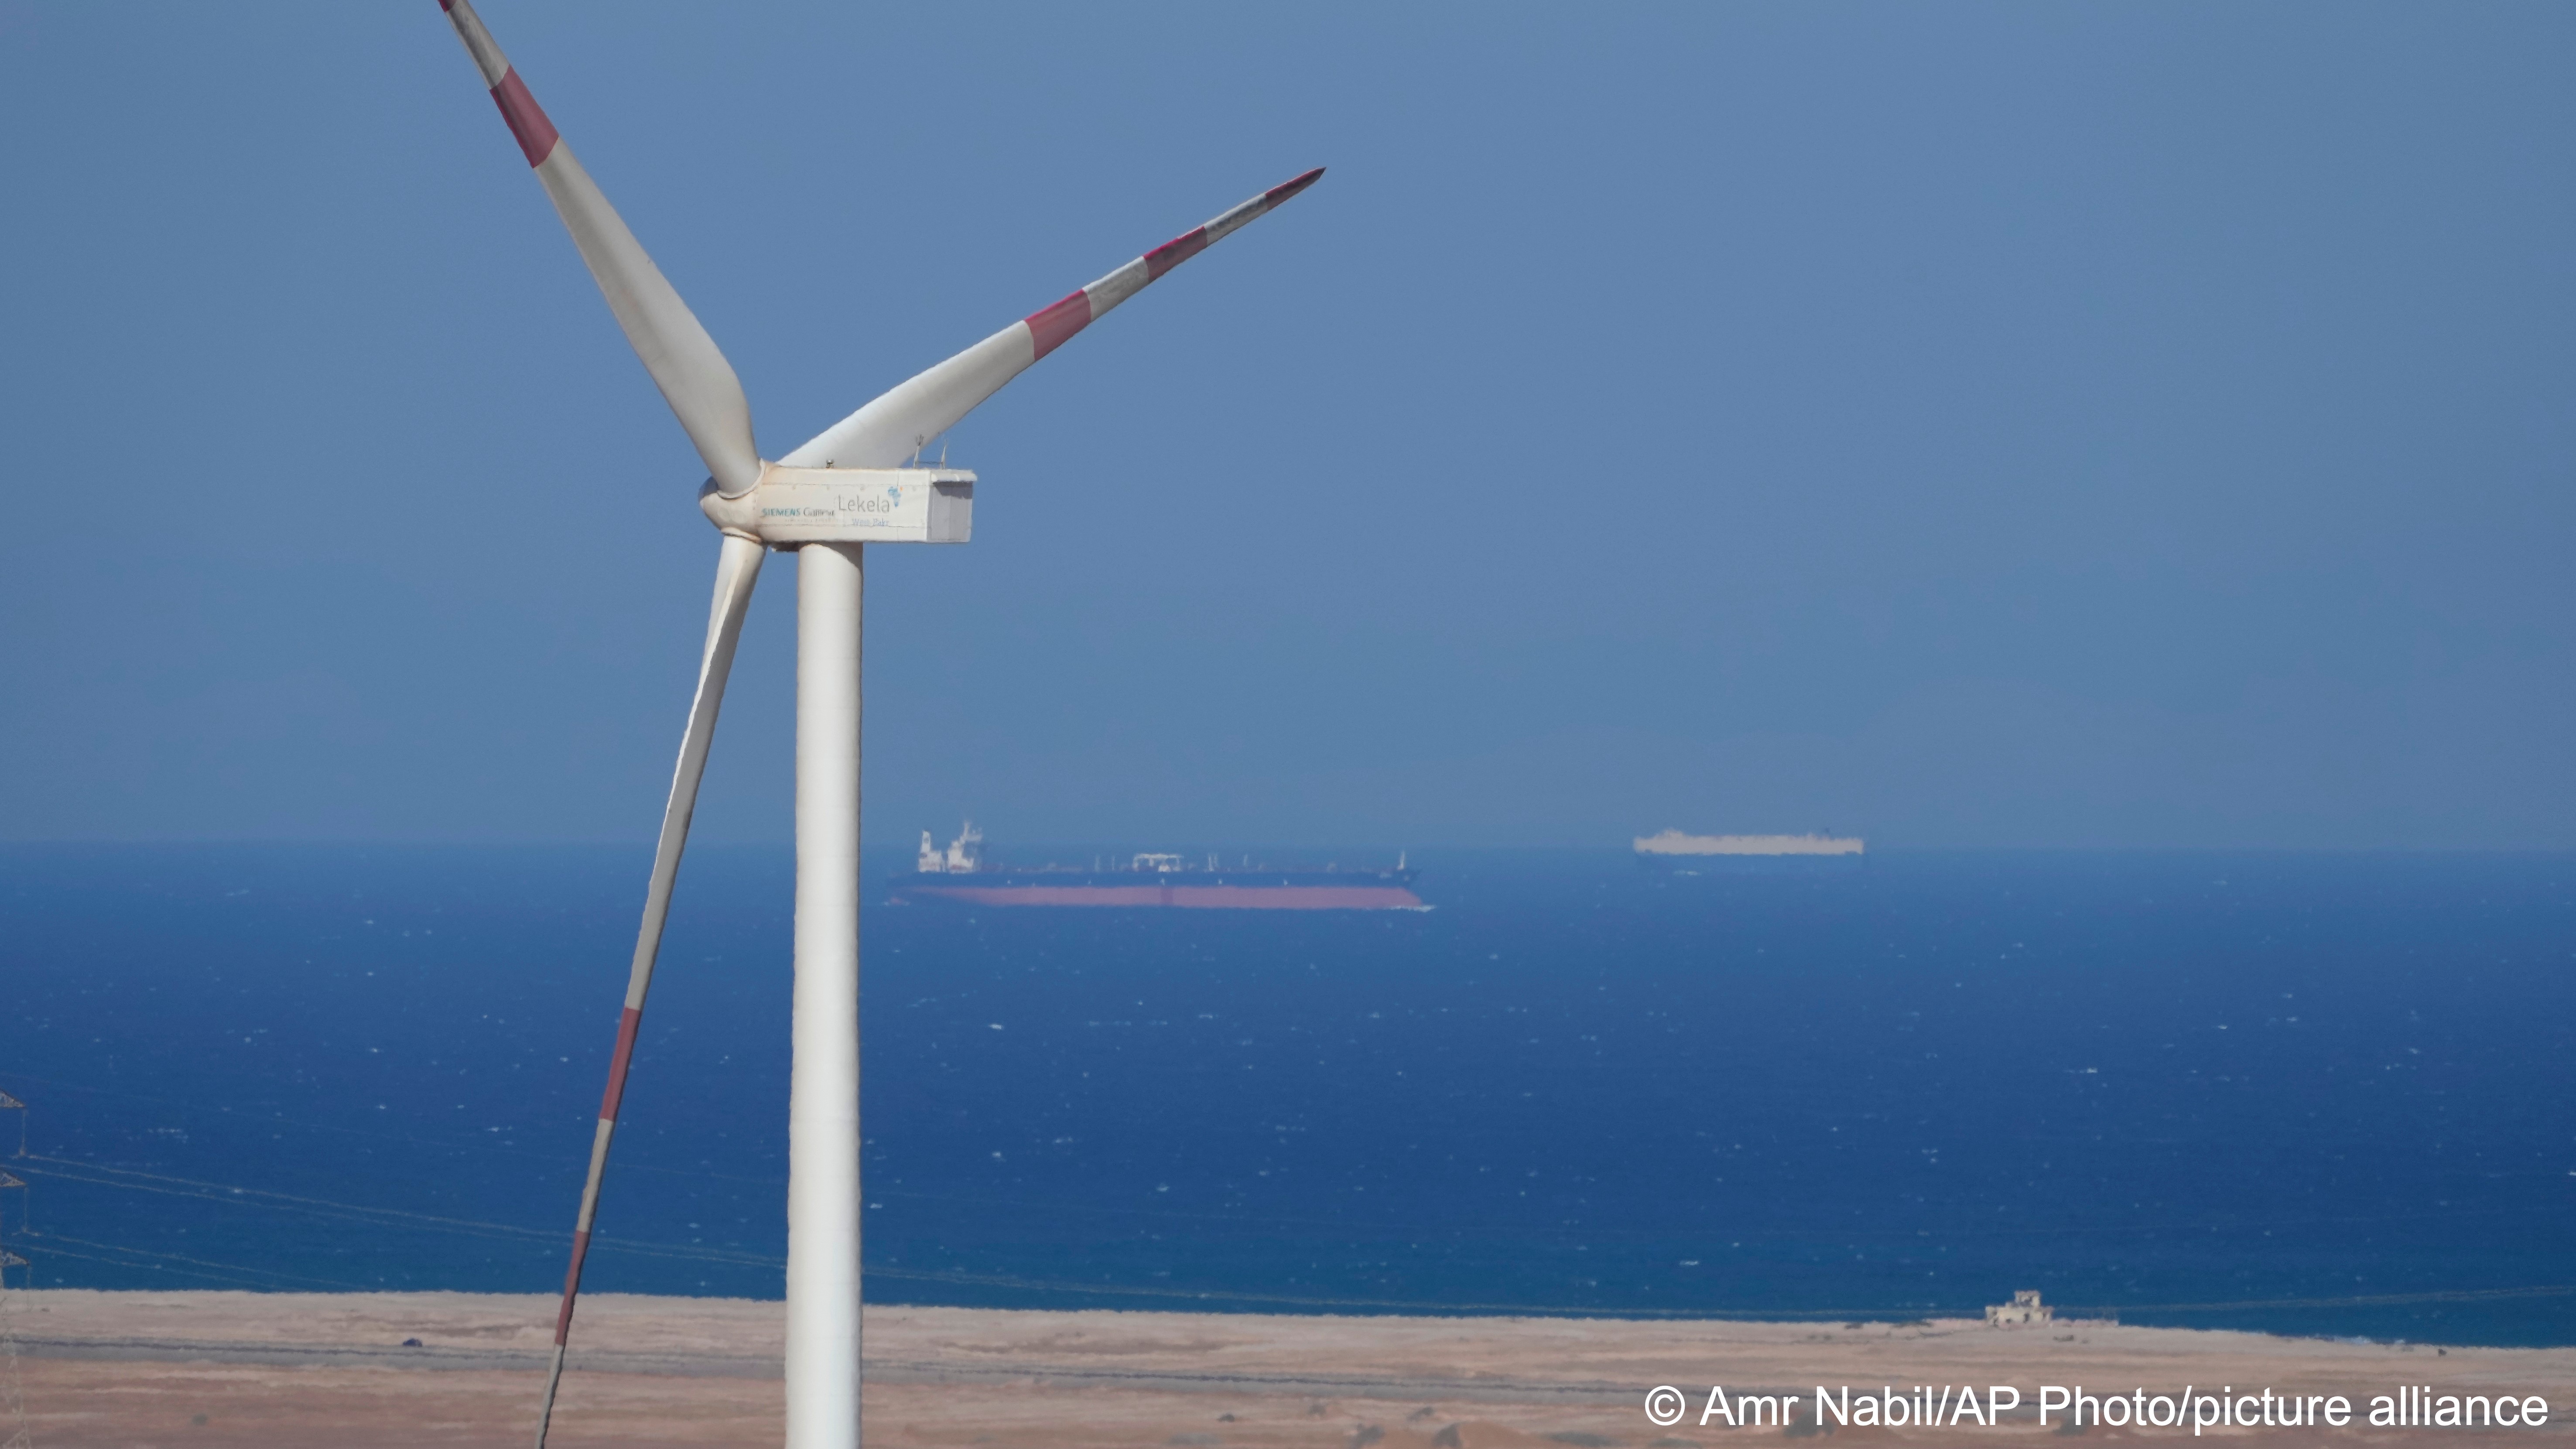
[893, 823, 1424, 910]
[1634, 828, 1865, 871]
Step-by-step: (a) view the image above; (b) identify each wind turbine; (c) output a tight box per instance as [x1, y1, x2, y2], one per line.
[429, 6, 1321, 1447]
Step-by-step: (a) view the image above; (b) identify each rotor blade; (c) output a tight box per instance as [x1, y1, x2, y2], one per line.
[439, 0, 763, 497]
[531, 533, 765, 1449]
[778, 168, 1324, 469]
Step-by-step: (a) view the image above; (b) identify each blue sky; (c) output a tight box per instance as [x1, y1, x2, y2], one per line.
[2, 3, 2570, 848]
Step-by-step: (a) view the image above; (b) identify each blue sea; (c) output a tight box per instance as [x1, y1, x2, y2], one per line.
[1, 846, 2570, 1345]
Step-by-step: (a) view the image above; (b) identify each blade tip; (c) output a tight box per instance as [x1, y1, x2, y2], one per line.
[1267, 167, 1326, 206]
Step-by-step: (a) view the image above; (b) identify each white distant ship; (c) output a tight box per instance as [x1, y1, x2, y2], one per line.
[1634, 829, 1864, 869]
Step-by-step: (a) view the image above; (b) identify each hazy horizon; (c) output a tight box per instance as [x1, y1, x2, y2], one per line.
[9, 839, 2573, 858]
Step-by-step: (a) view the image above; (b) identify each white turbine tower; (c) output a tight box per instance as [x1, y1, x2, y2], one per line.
[429, 6, 1322, 1447]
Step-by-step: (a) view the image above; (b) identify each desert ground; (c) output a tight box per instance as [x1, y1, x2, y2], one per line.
[0, 1291, 2566, 1448]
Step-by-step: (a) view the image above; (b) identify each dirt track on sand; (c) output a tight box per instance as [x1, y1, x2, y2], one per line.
[3, 1291, 2568, 1448]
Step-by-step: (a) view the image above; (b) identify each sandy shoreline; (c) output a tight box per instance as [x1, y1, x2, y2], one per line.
[2, 1291, 2568, 1447]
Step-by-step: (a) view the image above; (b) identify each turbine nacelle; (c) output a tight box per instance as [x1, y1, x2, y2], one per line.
[698, 465, 975, 546]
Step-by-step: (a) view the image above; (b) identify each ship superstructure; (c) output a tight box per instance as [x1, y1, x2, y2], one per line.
[919, 821, 985, 874]
[896, 823, 1423, 909]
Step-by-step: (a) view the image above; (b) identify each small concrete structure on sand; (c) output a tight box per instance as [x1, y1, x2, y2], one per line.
[1985, 1289, 2053, 1327]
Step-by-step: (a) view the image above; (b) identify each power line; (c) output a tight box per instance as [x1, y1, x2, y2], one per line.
[16, 1118, 2574, 1324]
[0, 1070, 781, 1188]
[14, 1240, 303, 1293]
[10, 1157, 778, 1271]
[18, 1230, 375, 1293]
[20, 1159, 2576, 1324]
